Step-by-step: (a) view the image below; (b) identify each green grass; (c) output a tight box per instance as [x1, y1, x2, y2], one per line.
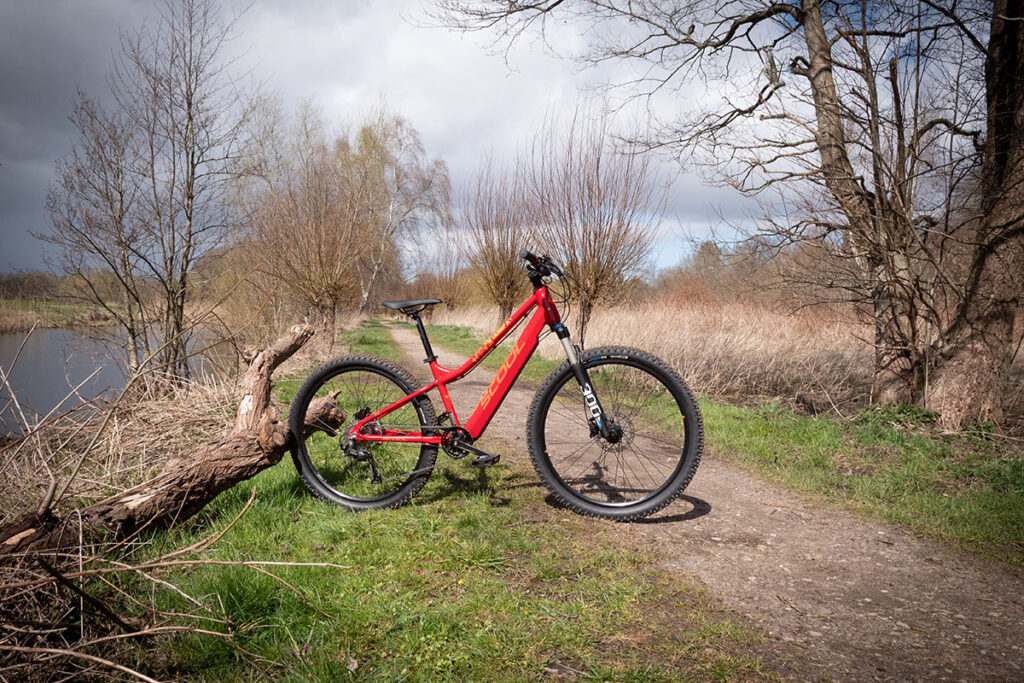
[0, 297, 111, 330]
[122, 318, 773, 680]
[419, 324, 1024, 564]
[340, 318, 403, 358]
[131, 453, 769, 680]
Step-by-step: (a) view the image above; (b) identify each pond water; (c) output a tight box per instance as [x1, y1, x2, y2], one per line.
[0, 327, 234, 435]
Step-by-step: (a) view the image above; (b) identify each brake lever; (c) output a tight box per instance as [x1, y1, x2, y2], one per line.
[541, 255, 563, 278]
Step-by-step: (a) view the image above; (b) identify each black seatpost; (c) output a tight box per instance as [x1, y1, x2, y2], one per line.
[408, 311, 437, 364]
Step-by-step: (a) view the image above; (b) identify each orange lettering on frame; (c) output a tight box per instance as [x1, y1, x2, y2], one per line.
[478, 336, 528, 412]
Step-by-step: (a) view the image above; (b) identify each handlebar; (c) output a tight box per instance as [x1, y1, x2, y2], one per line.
[519, 249, 562, 278]
[518, 248, 539, 265]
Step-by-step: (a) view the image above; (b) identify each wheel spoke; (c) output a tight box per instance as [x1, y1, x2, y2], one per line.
[290, 360, 436, 510]
[533, 353, 701, 517]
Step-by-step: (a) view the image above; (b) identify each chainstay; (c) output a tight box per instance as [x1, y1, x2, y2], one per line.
[345, 424, 464, 485]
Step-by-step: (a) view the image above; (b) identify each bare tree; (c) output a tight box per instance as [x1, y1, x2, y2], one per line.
[434, 0, 1023, 430]
[241, 100, 367, 345]
[926, 0, 1024, 430]
[353, 112, 451, 313]
[239, 102, 450, 341]
[44, 0, 251, 380]
[524, 109, 663, 341]
[411, 221, 472, 309]
[463, 155, 531, 320]
[45, 94, 150, 372]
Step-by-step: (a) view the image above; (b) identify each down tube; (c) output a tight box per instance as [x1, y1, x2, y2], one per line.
[463, 307, 548, 439]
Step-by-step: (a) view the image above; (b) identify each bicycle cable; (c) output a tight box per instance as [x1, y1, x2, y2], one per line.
[545, 260, 586, 350]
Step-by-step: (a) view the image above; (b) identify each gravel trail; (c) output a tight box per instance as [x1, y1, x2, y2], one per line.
[386, 322, 1024, 681]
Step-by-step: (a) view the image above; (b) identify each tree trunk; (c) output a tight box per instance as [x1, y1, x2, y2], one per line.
[575, 298, 594, 350]
[871, 282, 916, 404]
[358, 255, 385, 315]
[321, 303, 338, 352]
[929, 307, 1015, 430]
[0, 324, 346, 557]
[309, 300, 337, 353]
[928, 1, 1024, 431]
[802, 0, 919, 403]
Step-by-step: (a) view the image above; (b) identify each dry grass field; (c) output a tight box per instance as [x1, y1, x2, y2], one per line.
[430, 302, 875, 413]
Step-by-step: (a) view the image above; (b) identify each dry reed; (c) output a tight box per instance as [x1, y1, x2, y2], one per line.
[0, 308, 45, 335]
[0, 378, 238, 529]
[433, 302, 874, 410]
[0, 324, 340, 681]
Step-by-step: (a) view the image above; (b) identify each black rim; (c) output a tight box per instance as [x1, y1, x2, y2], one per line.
[539, 357, 691, 508]
[297, 364, 432, 503]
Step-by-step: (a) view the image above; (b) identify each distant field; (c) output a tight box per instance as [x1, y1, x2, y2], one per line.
[0, 297, 113, 332]
[416, 317, 1024, 564]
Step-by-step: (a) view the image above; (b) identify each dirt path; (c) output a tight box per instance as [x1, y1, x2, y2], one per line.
[385, 323, 1024, 681]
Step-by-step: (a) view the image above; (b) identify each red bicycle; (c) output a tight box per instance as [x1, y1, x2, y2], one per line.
[289, 251, 703, 521]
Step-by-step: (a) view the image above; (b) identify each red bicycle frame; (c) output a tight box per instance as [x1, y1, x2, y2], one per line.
[348, 285, 562, 444]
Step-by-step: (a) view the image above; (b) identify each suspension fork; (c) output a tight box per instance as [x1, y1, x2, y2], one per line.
[552, 323, 619, 442]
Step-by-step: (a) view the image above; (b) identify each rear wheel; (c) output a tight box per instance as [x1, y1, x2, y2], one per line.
[289, 355, 437, 510]
[527, 347, 702, 521]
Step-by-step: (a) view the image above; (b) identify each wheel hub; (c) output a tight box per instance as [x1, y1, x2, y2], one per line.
[596, 414, 634, 453]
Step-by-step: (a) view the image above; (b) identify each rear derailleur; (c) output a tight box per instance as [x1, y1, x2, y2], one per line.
[342, 407, 383, 483]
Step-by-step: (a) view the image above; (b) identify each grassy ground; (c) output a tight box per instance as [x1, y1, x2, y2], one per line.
[144, 320, 774, 680]
[143, 456, 770, 680]
[419, 323, 1024, 564]
[707, 401, 1024, 563]
[0, 297, 112, 332]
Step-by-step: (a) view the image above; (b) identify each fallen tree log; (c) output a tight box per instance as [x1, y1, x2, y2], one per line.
[1, 324, 345, 557]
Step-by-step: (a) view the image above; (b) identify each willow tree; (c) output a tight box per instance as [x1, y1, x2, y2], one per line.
[523, 110, 663, 342]
[353, 114, 451, 314]
[434, 0, 1024, 430]
[240, 102, 449, 341]
[463, 155, 532, 321]
[242, 101, 367, 345]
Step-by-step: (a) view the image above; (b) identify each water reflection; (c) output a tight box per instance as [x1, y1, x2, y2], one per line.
[0, 328, 235, 435]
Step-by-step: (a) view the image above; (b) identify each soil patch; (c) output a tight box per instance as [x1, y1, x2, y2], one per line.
[385, 322, 1024, 681]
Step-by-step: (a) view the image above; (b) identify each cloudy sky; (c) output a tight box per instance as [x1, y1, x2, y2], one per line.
[0, 0, 748, 273]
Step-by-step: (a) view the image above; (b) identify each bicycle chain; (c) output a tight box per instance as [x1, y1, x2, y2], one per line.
[344, 423, 465, 485]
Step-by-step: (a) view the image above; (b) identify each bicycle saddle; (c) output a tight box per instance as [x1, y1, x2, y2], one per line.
[381, 298, 442, 314]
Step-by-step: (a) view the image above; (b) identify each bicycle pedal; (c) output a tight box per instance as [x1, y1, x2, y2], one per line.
[471, 452, 501, 468]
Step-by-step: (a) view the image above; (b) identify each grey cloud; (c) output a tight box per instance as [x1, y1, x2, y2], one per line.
[0, 0, 150, 269]
[1, 0, 750, 272]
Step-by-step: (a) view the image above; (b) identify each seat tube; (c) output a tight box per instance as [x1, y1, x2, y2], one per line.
[410, 313, 437, 363]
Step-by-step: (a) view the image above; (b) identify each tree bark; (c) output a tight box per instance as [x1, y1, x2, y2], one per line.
[801, 0, 916, 405]
[0, 324, 346, 557]
[929, 308, 1015, 430]
[872, 314, 915, 405]
[928, 1, 1024, 431]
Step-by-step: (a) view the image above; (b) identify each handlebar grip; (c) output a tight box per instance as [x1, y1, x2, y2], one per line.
[518, 249, 538, 264]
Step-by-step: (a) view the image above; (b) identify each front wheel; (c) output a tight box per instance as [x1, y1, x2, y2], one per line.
[527, 347, 703, 521]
